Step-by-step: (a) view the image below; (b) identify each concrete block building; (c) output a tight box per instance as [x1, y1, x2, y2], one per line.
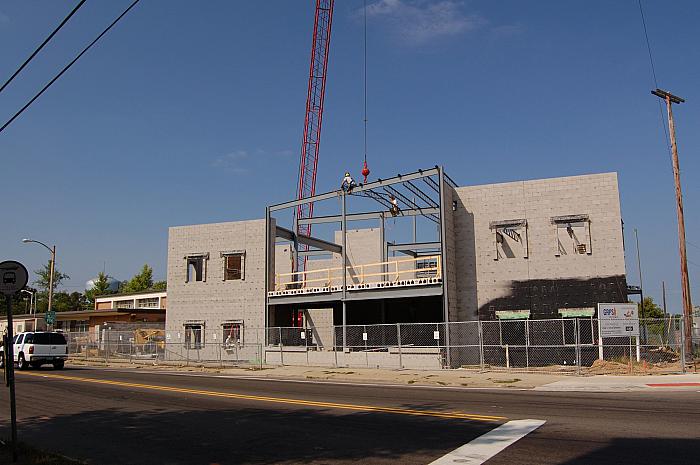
[165, 167, 628, 364]
[165, 219, 272, 353]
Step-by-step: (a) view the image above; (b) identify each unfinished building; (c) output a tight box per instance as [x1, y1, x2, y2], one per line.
[165, 167, 628, 366]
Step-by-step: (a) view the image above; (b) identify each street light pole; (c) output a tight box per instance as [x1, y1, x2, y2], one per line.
[48, 245, 56, 324]
[21, 239, 57, 328]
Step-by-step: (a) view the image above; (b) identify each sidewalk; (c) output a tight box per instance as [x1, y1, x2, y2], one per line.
[534, 373, 700, 392]
[66, 360, 700, 391]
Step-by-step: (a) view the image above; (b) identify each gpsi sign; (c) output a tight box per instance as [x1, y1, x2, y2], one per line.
[597, 303, 640, 338]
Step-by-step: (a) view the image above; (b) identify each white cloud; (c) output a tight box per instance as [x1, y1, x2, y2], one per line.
[212, 148, 293, 174]
[212, 150, 250, 174]
[363, 0, 485, 44]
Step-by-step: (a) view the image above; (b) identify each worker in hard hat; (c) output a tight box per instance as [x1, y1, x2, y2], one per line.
[389, 194, 400, 217]
[341, 172, 356, 193]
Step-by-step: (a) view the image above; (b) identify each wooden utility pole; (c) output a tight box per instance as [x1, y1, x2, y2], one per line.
[652, 88, 693, 358]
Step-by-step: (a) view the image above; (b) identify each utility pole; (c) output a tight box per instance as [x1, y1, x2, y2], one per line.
[652, 88, 693, 358]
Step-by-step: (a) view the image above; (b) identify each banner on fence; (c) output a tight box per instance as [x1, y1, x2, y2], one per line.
[597, 303, 639, 337]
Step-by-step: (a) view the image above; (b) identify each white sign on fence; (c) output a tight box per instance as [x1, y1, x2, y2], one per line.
[598, 303, 640, 337]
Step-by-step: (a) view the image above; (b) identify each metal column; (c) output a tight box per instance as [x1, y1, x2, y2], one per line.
[341, 192, 347, 351]
[438, 166, 451, 365]
[264, 206, 270, 348]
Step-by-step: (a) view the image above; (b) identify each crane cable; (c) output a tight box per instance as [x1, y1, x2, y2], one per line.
[360, 0, 371, 183]
[363, 0, 368, 163]
[0, 0, 141, 135]
[0, 0, 87, 95]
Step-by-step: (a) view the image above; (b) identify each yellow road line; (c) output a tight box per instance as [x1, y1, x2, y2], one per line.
[18, 371, 505, 422]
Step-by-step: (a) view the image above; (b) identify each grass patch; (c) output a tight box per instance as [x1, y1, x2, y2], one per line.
[0, 440, 84, 465]
[492, 378, 521, 384]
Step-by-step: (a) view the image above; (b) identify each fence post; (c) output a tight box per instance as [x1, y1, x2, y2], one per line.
[305, 326, 309, 366]
[397, 323, 403, 369]
[363, 325, 368, 368]
[525, 319, 530, 370]
[278, 327, 284, 366]
[333, 326, 338, 368]
[680, 318, 686, 373]
[575, 318, 581, 376]
[597, 318, 604, 360]
[478, 320, 484, 370]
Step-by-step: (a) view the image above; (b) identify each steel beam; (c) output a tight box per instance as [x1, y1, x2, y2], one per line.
[388, 242, 442, 256]
[269, 167, 441, 212]
[275, 226, 342, 253]
[297, 207, 440, 225]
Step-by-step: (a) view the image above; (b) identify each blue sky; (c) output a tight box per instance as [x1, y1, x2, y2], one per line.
[1, 1, 698, 311]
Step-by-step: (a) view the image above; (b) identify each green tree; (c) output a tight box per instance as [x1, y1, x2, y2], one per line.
[151, 280, 167, 291]
[638, 296, 665, 319]
[34, 261, 69, 295]
[85, 272, 116, 304]
[34, 261, 70, 312]
[52, 291, 89, 312]
[121, 264, 154, 293]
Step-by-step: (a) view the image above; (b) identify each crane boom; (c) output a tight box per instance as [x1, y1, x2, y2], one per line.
[295, 0, 334, 271]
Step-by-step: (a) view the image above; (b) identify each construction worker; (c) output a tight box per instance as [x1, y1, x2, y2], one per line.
[389, 194, 400, 217]
[341, 172, 356, 193]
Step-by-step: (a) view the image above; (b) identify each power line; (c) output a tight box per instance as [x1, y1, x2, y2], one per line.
[637, 0, 674, 166]
[0, 0, 141, 135]
[0, 0, 87, 95]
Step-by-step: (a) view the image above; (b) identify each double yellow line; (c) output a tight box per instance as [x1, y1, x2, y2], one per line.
[19, 371, 505, 422]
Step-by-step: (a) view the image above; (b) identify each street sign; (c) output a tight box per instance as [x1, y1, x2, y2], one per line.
[0, 260, 28, 296]
[45, 310, 56, 325]
[598, 303, 640, 337]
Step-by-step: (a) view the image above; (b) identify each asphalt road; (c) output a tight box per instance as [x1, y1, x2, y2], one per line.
[0, 367, 698, 465]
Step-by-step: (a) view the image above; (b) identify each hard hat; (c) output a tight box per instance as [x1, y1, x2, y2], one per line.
[345, 172, 350, 177]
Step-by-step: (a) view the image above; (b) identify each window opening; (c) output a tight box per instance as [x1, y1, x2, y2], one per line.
[222, 321, 244, 347]
[552, 215, 591, 256]
[184, 323, 204, 349]
[221, 251, 245, 281]
[185, 254, 208, 282]
[490, 219, 528, 260]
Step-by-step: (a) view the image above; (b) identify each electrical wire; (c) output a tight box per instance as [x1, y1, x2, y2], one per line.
[0, 0, 141, 135]
[0, 0, 87, 95]
[637, 0, 674, 166]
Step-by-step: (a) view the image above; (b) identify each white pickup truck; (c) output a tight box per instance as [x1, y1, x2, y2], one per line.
[1, 331, 68, 370]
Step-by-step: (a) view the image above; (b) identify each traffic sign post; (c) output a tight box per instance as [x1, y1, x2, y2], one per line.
[1, 260, 29, 463]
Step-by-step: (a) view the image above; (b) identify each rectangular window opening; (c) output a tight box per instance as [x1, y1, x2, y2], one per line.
[186, 254, 208, 282]
[184, 323, 204, 349]
[490, 219, 528, 260]
[222, 321, 244, 346]
[222, 252, 245, 281]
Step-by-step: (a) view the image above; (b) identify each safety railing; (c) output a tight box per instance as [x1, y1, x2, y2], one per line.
[272, 254, 441, 291]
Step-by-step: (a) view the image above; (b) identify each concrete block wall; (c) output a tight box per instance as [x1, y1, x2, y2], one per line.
[452, 172, 627, 320]
[166, 218, 271, 351]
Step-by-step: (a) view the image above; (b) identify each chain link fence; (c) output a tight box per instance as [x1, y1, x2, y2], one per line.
[264, 317, 692, 374]
[62, 330, 263, 369]
[60, 317, 696, 374]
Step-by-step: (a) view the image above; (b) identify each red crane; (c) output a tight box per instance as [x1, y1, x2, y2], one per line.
[295, 0, 334, 271]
